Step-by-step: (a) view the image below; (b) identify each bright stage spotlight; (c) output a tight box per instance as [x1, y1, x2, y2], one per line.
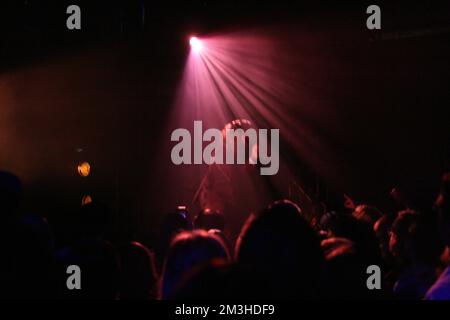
[189, 36, 203, 53]
[77, 161, 91, 177]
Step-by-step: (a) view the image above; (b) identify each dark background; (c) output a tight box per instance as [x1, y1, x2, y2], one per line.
[0, 1, 449, 245]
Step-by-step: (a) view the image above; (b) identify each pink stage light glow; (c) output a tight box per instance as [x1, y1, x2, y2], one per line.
[189, 37, 203, 53]
[165, 29, 345, 232]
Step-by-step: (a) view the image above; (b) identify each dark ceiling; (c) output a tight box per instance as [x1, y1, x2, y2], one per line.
[1, 1, 450, 72]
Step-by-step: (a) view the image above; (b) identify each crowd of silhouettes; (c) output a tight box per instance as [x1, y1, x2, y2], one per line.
[1, 169, 450, 300]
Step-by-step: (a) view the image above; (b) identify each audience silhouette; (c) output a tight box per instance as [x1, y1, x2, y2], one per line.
[1, 169, 450, 300]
